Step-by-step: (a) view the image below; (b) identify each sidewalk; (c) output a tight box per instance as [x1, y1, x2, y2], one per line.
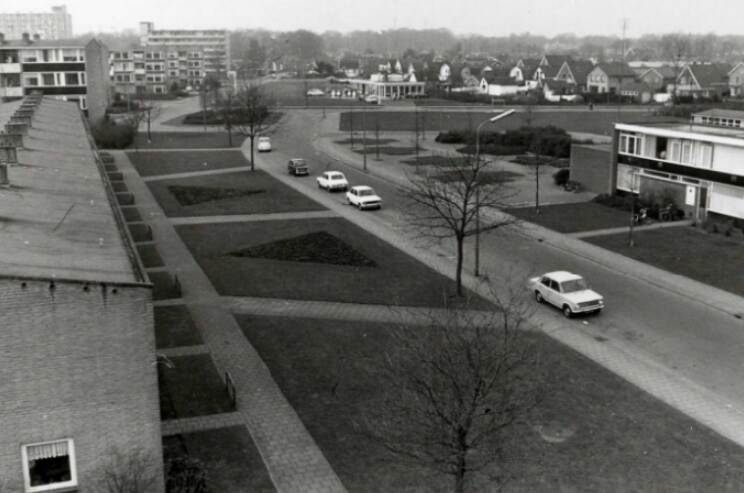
[114, 150, 347, 493]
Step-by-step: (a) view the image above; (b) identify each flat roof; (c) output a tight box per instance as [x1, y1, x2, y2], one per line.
[616, 121, 744, 146]
[0, 97, 144, 284]
[693, 109, 744, 120]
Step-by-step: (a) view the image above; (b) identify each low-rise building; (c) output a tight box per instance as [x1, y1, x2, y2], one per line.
[675, 63, 730, 99]
[586, 61, 636, 94]
[727, 62, 744, 97]
[613, 109, 744, 220]
[0, 96, 163, 492]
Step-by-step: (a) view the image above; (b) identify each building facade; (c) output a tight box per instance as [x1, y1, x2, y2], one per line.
[0, 5, 72, 40]
[613, 109, 744, 221]
[0, 36, 110, 121]
[0, 96, 164, 492]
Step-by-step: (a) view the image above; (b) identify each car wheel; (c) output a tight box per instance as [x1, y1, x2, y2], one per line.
[562, 305, 573, 318]
[535, 291, 543, 303]
[358, 202, 363, 210]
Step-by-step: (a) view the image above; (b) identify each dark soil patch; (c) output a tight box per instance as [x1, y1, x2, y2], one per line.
[158, 354, 234, 420]
[149, 271, 181, 300]
[154, 305, 203, 349]
[230, 231, 376, 267]
[137, 243, 164, 268]
[168, 185, 266, 207]
[163, 426, 276, 492]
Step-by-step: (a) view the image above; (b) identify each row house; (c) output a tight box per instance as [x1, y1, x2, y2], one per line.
[586, 61, 637, 94]
[554, 59, 596, 92]
[0, 34, 110, 121]
[675, 63, 731, 99]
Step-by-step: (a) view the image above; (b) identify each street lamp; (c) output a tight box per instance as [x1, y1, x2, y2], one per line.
[474, 109, 516, 277]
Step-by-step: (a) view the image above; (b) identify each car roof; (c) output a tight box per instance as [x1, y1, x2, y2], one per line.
[352, 185, 373, 191]
[290, 158, 305, 163]
[326, 170, 344, 175]
[544, 271, 583, 283]
[259, 136, 270, 140]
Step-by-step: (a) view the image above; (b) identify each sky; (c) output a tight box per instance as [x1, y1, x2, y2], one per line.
[8, 0, 744, 37]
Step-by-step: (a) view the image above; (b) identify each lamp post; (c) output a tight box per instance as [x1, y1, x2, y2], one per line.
[474, 109, 516, 277]
[362, 103, 368, 172]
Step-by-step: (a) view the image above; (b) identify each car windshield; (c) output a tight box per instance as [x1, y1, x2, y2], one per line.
[330, 174, 344, 180]
[259, 137, 270, 142]
[561, 279, 588, 293]
[292, 160, 305, 165]
[358, 189, 375, 196]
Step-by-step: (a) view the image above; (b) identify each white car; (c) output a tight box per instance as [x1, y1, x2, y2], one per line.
[306, 88, 325, 97]
[316, 171, 349, 192]
[257, 136, 272, 152]
[529, 271, 604, 317]
[364, 94, 380, 104]
[346, 185, 382, 210]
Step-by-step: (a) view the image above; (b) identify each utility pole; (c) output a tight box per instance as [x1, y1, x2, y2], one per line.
[621, 18, 628, 60]
[349, 104, 354, 148]
[414, 104, 420, 173]
[362, 104, 368, 172]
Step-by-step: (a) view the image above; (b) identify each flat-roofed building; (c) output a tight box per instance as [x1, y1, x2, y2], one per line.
[0, 35, 110, 121]
[0, 5, 73, 40]
[613, 108, 744, 221]
[0, 96, 164, 492]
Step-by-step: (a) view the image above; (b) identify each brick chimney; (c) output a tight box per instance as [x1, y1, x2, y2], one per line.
[33, 33, 41, 41]
[0, 33, 5, 45]
[22, 32, 31, 44]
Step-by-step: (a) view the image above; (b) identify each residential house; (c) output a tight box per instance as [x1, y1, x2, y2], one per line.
[586, 61, 636, 93]
[618, 81, 654, 103]
[479, 70, 524, 97]
[339, 57, 361, 78]
[533, 54, 573, 85]
[509, 58, 539, 84]
[676, 63, 730, 99]
[542, 79, 579, 102]
[728, 62, 744, 97]
[634, 65, 677, 92]
[555, 59, 594, 92]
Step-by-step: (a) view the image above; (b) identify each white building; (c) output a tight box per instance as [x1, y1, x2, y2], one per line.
[0, 5, 72, 40]
[614, 109, 744, 221]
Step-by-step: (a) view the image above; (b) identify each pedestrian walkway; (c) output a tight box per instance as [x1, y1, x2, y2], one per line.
[570, 219, 694, 239]
[159, 344, 209, 358]
[143, 166, 253, 182]
[114, 150, 347, 493]
[170, 210, 338, 226]
[222, 296, 496, 327]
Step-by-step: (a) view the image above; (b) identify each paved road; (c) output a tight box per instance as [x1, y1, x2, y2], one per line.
[260, 110, 744, 411]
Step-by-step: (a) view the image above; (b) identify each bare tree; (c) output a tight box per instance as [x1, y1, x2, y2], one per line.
[165, 456, 208, 493]
[233, 84, 274, 171]
[360, 289, 543, 493]
[93, 448, 160, 493]
[401, 154, 515, 297]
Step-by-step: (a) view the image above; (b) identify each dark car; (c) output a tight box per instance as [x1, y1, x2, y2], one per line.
[287, 158, 309, 176]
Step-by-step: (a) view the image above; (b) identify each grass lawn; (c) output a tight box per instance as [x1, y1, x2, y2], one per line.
[163, 426, 276, 492]
[126, 150, 249, 177]
[137, 243, 164, 268]
[154, 305, 203, 349]
[353, 146, 418, 156]
[177, 217, 490, 308]
[148, 271, 182, 301]
[435, 170, 522, 184]
[339, 111, 674, 134]
[586, 226, 744, 296]
[147, 170, 325, 217]
[400, 155, 470, 167]
[131, 132, 241, 149]
[128, 223, 153, 242]
[240, 314, 744, 493]
[508, 202, 631, 233]
[158, 354, 234, 420]
[120, 206, 141, 222]
[334, 137, 398, 146]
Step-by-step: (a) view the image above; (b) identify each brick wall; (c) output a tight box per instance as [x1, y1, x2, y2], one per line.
[570, 143, 614, 194]
[0, 278, 164, 492]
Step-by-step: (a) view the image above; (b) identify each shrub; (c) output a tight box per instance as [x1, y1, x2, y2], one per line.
[91, 119, 136, 149]
[553, 168, 570, 186]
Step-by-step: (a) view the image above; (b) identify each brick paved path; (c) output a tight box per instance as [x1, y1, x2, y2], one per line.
[169, 210, 338, 225]
[115, 150, 347, 493]
[161, 412, 245, 436]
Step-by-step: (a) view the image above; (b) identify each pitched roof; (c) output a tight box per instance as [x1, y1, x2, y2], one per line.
[544, 79, 575, 91]
[685, 63, 730, 87]
[597, 61, 636, 78]
[565, 60, 594, 83]
[483, 74, 517, 85]
[543, 54, 573, 67]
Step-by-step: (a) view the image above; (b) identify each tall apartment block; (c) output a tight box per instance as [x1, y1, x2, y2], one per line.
[0, 5, 73, 40]
[0, 95, 164, 492]
[109, 21, 230, 96]
[0, 34, 110, 121]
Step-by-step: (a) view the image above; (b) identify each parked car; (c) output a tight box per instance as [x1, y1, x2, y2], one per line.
[257, 136, 272, 152]
[364, 94, 380, 104]
[287, 158, 309, 176]
[306, 88, 325, 97]
[529, 271, 604, 317]
[316, 171, 349, 191]
[346, 185, 382, 210]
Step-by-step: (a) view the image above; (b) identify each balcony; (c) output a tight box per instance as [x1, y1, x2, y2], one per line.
[0, 63, 21, 74]
[0, 87, 24, 97]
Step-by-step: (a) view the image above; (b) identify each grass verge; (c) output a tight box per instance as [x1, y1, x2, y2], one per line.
[158, 354, 234, 420]
[126, 150, 249, 177]
[155, 305, 203, 349]
[508, 202, 630, 233]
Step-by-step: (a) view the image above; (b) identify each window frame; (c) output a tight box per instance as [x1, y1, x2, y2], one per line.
[21, 439, 78, 493]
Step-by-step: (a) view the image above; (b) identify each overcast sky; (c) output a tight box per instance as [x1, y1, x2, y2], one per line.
[10, 0, 744, 37]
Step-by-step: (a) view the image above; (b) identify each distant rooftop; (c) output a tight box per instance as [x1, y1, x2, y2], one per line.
[0, 97, 145, 284]
[693, 108, 744, 120]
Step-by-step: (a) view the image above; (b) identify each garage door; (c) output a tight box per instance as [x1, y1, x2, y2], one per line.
[709, 183, 744, 219]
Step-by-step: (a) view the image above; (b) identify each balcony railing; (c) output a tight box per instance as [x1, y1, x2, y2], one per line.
[0, 86, 23, 97]
[0, 63, 21, 74]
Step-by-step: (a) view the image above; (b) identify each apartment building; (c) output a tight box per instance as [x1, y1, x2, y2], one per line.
[0, 34, 110, 121]
[612, 109, 744, 221]
[0, 96, 164, 492]
[0, 5, 72, 40]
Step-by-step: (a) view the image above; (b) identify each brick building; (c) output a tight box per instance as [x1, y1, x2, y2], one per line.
[0, 96, 163, 492]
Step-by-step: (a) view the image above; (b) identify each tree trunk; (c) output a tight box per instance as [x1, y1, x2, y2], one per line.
[455, 234, 464, 297]
[250, 137, 255, 171]
[453, 430, 468, 493]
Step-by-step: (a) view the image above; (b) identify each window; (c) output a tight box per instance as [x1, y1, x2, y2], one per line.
[64, 73, 79, 86]
[681, 141, 693, 164]
[670, 140, 681, 162]
[619, 132, 643, 156]
[41, 73, 55, 86]
[698, 143, 713, 167]
[62, 49, 78, 62]
[22, 439, 77, 492]
[23, 75, 39, 86]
